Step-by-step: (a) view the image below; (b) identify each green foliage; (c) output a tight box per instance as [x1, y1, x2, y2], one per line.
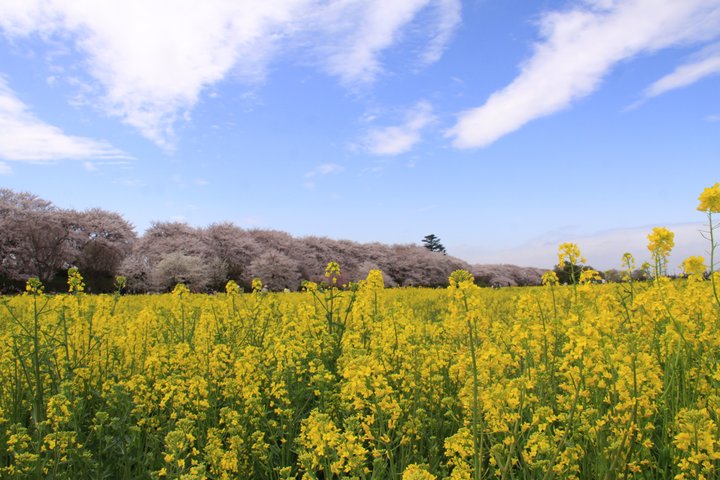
[422, 234, 447, 254]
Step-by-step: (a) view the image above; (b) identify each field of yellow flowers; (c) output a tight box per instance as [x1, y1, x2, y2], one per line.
[0, 183, 719, 480]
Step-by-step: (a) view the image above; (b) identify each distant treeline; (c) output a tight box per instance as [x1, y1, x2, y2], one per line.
[0, 189, 549, 293]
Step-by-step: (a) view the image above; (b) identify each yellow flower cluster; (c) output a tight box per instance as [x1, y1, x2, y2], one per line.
[67, 267, 85, 294]
[225, 279, 240, 296]
[24, 277, 43, 295]
[325, 261, 342, 281]
[647, 226, 675, 259]
[541, 271, 559, 286]
[557, 242, 585, 267]
[0, 264, 718, 478]
[673, 408, 720, 479]
[647, 226, 676, 276]
[171, 282, 190, 297]
[697, 182, 720, 213]
[681, 255, 706, 277]
[0, 184, 719, 479]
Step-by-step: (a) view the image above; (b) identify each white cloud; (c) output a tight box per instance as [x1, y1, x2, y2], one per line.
[364, 101, 435, 155]
[304, 163, 344, 188]
[419, 0, 462, 66]
[0, 161, 11, 175]
[0, 77, 128, 162]
[644, 43, 720, 97]
[305, 163, 344, 178]
[448, 0, 720, 149]
[305, 0, 461, 84]
[0, 0, 459, 147]
[454, 222, 710, 271]
[707, 114, 720, 122]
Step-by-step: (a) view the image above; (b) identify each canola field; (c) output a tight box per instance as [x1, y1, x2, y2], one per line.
[1, 183, 719, 480]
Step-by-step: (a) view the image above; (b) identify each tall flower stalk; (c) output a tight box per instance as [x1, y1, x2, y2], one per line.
[697, 182, 720, 308]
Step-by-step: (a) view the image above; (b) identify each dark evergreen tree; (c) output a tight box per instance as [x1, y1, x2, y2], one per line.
[422, 234, 446, 254]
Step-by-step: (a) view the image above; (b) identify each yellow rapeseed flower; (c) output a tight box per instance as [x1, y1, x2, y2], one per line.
[542, 271, 559, 286]
[621, 252, 635, 271]
[324, 261, 342, 284]
[448, 269, 474, 288]
[557, 242, 585, 267]
[67, 267, 85, 294]
[325, 261, 341, 278]
[681, 256, 706, 277]
[579, 269, 602, 284]
[647, 227, 674, 259]
[365, 269, 385, 289]
[24, 277, 43, 295]
[225, 279, 240, 296]
[697, 182, 720, 213]
[302, 280, 318, 292]
[171, 283, 190, 297]
[403, 464, 438, 480]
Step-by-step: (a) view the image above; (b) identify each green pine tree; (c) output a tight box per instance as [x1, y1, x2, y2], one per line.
[422, 234, 447, 254]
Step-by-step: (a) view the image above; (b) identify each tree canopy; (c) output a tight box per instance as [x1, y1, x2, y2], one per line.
[422, 234, 447, 254]
[1, 189, 479, 293]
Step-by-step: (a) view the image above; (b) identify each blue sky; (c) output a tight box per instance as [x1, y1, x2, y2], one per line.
[0, 0, 718, 270]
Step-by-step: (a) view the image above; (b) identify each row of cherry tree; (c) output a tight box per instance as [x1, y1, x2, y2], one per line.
[0, 189, 471, 292]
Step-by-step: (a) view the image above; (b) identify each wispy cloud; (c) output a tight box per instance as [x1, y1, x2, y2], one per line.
[305, 163, 344, 177]
[706, 114, 720, 122]
[304, 162, 344, 188]
[305, 0, 461, 84]
[0, 162, 11, 175]
[644, 43, 720, 98]
[418, 0, 462, 66]
[0, 0, 460, 148]
[448, 0, 720, 149]
[0, 77, 129, 162]
[363, 101, 435, 155]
